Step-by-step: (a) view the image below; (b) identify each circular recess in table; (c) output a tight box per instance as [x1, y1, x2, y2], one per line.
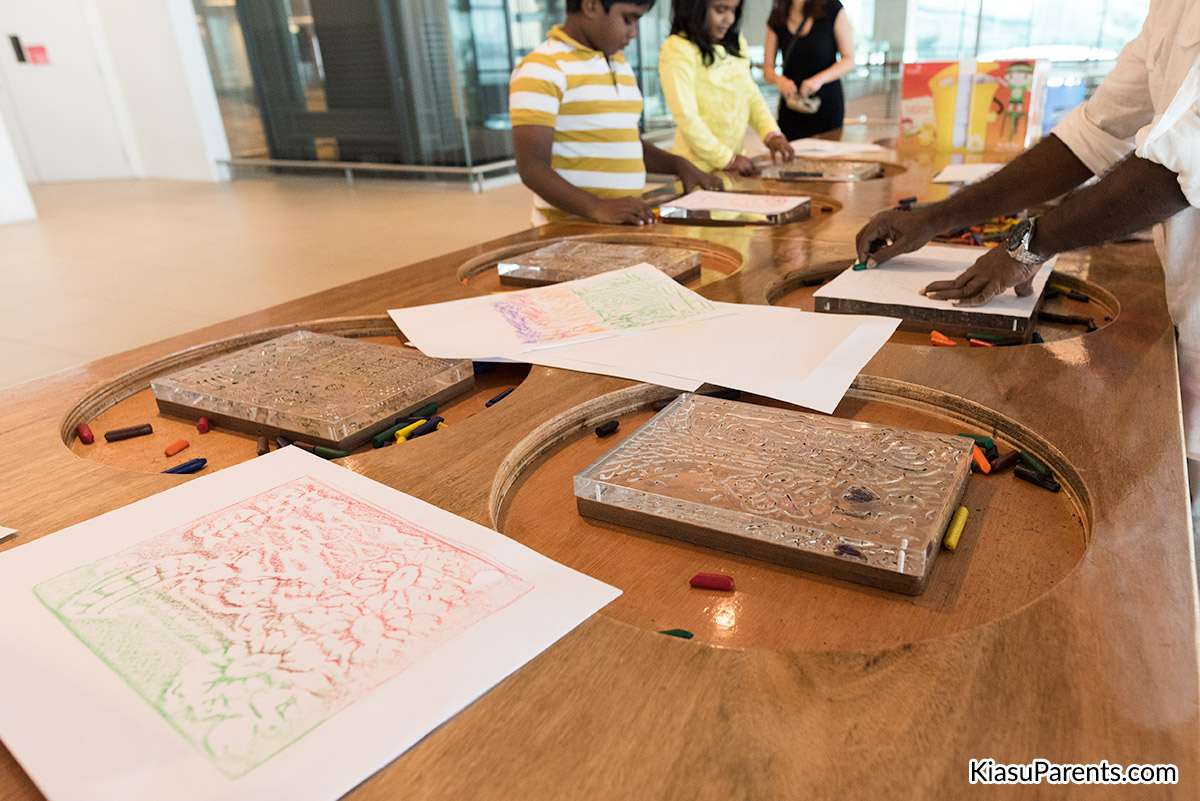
[458, 233, 745, 294]
[493, 382, 1089, 653]
[766, 262, 1119, 348]
[61, 316, 530, 475]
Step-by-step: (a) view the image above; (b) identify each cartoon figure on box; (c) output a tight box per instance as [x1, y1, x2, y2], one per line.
[984, 62, 1035, 146]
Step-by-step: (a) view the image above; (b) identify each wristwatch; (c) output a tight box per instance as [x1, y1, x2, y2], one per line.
[1006, 217, 1047, 266]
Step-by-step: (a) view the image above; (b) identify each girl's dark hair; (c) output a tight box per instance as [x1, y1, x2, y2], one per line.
[767, 0, 829, 34]
[671, 0, 744, 66]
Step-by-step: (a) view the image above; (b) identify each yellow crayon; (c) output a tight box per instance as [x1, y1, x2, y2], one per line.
[393, 419, 426, 442]
[943, 506, 969, 550]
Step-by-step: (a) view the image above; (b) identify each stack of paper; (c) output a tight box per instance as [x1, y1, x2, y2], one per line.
[932, 163, 1004, 184]
[389, 264, 899, 414]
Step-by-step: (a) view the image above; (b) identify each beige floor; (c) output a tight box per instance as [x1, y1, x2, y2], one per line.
[0, 174, 535, 389]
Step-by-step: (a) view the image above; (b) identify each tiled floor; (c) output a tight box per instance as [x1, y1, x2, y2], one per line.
[0, 174, 535, 389]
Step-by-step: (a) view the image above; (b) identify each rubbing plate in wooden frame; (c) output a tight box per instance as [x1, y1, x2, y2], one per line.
[151, 331, 473, 449]
[574, 394, 973, 594]
[496, 241, 702, 287]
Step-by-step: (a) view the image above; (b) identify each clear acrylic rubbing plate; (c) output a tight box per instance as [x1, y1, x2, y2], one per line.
[574, 394, 973, 594]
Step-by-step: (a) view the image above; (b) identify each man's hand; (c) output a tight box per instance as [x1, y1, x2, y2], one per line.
[725, 155, 760, 176]
[588, 196, 655, 225]
[854, 207, 942, 267]
[921, 246, 1040, 306]
[677, 157, 724, 192]
[765, 135, 795, 163]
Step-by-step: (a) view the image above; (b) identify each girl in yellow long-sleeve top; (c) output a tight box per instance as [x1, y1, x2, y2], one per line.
[659, 0, 794, 175]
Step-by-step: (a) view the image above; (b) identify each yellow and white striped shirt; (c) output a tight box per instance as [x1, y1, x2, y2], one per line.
[509, 25, 646, 224]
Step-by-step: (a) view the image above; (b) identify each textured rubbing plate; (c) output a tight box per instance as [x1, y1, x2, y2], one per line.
[658, 195, 811, 226]
[496, 241, 702, 288]
[762, 159, 884, 182]
[574, 394, 974, 594]
[151, 331, 473, 450]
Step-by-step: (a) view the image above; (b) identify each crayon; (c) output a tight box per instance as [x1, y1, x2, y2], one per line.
[163, 458, 206, 475]
[930, 330, 956, 347]
[197, 417, 211, 434]
[971, 445, 991, 474]
[393, 420, 427, 442]
[943, 506, 969, 550]
[414, 402, 439, 418]
[1014, 464, 1061, 492]
[1038, 311, 1097, 332]
[257, 436, 270, 456]
[75, 423, 94, 445]
[989, 450, 1020, 473]
[957, 433, 996, 450]
[1019, 450, 1051, 476]
[486, 387, 514, 407]
[408, 416, 445, 439]
[104, 424, 153, 442]
[968, 338, 996, 348]
[659, 629, 694, 639]
[689, 573, 735, 591]
[164, 439, 189, 457]
[314, 446, 350, 459]
[595, 420, 619, 437]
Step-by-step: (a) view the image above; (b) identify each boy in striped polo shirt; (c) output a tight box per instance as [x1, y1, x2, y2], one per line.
[510, 0, 722, 226]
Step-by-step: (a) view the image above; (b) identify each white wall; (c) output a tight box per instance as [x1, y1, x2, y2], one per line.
[0, 0, 230, 184]
[92, 0, 230, 182]
[0, 110, 35, 224]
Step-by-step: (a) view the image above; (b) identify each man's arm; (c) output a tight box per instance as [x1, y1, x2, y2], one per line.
[513, 125, 654, 225]
[924, 154, 1190, 304]
[642, 140, 724, 192]
[855, 135, 1095, 266]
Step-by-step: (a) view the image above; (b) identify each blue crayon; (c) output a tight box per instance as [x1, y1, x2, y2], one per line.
[485, 387, 514, 407]
[408, 416, 445, 439]
[163, 458, 207, 475]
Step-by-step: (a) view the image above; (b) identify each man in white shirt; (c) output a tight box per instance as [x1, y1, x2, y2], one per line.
[855, 0, 1200, 473]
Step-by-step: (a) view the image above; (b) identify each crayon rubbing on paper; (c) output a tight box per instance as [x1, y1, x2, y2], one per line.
[491, 269, 716, 345]
[34, 477, 533, 778]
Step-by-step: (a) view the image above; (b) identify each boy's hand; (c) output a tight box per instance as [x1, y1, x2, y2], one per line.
[588, 196, 656, 225]
[725, 155, 760, 176]
[677, 158, 724, 192]
[765, 134, 794, 163]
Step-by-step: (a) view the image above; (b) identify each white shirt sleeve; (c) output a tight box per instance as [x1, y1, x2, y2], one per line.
[1136, 51, 1200, 207]
[1051, 14, 1156, 175]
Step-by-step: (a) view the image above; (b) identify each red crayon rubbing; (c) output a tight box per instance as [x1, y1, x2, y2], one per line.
[75, 423, 94, 445]
[690, 572, 735, 591]
[164, 439, 190, 457]
[197, 417, 211, 434]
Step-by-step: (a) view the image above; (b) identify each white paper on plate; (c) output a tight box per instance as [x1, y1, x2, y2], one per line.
[932, 163, 1004, 183]
[0, 526, 15, 544]
[389, 262, 726, 359]
[662, 190, 807, 215]
[537, 302, 899, 413]
[0, 448, 619, 801]
[814, 245, 1056, 320]
[788, 138, 885, 156]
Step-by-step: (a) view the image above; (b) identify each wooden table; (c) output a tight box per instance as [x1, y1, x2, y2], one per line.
[2, 146, 1196, 799]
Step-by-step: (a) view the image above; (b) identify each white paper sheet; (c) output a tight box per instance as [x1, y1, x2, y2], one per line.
[661, 190, 808, 215]
[0, 525, 15, 544]
[516, 303, 899, 413]
[932, 163, 1004, 183]
[0, 448, 619, 801]
[813, 245, 1056, 319]
[389, 263, 725, 359]
[788, 138, 886, 156]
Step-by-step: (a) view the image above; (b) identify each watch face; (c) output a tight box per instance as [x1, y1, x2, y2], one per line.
[1007, 219, 1032, 252]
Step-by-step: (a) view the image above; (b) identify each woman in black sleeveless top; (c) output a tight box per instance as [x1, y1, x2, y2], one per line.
[764, 0, 856, 139]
